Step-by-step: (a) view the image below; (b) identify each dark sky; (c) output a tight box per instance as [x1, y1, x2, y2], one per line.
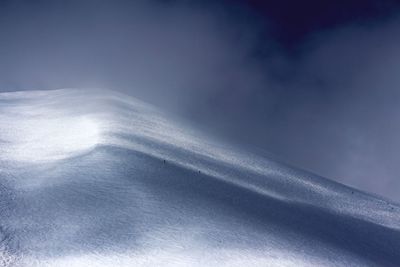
[233, 0, 400, 45]
[1, 0, 400, 201]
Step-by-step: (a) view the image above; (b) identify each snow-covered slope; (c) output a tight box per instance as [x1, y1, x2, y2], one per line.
[0, 89, 399, 267]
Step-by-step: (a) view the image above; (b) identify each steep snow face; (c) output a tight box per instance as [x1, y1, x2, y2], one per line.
[0, 89, 399, 267]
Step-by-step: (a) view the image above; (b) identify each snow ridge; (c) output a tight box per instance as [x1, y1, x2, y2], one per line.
[0, 89, 399, 267]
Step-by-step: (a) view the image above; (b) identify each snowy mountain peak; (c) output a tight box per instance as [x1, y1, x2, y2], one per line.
[0, 89, 399, 267]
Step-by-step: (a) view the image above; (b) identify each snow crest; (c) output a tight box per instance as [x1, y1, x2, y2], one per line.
[0, 89, 399, 267]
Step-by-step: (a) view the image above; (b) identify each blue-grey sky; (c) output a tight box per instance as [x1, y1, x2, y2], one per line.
[1, 0, 400, 201]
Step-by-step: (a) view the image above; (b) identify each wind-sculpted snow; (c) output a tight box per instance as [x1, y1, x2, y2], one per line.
[0, 89, 399, 267]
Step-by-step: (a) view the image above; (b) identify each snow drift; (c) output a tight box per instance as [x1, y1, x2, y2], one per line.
[0, 89, 399, 267]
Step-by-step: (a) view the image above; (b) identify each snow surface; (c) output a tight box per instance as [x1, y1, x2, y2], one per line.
[0, 88, 399, 267]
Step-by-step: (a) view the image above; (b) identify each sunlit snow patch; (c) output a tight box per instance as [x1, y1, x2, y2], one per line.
[0, 115, 100, 162]
[0, 91, 102, 163]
